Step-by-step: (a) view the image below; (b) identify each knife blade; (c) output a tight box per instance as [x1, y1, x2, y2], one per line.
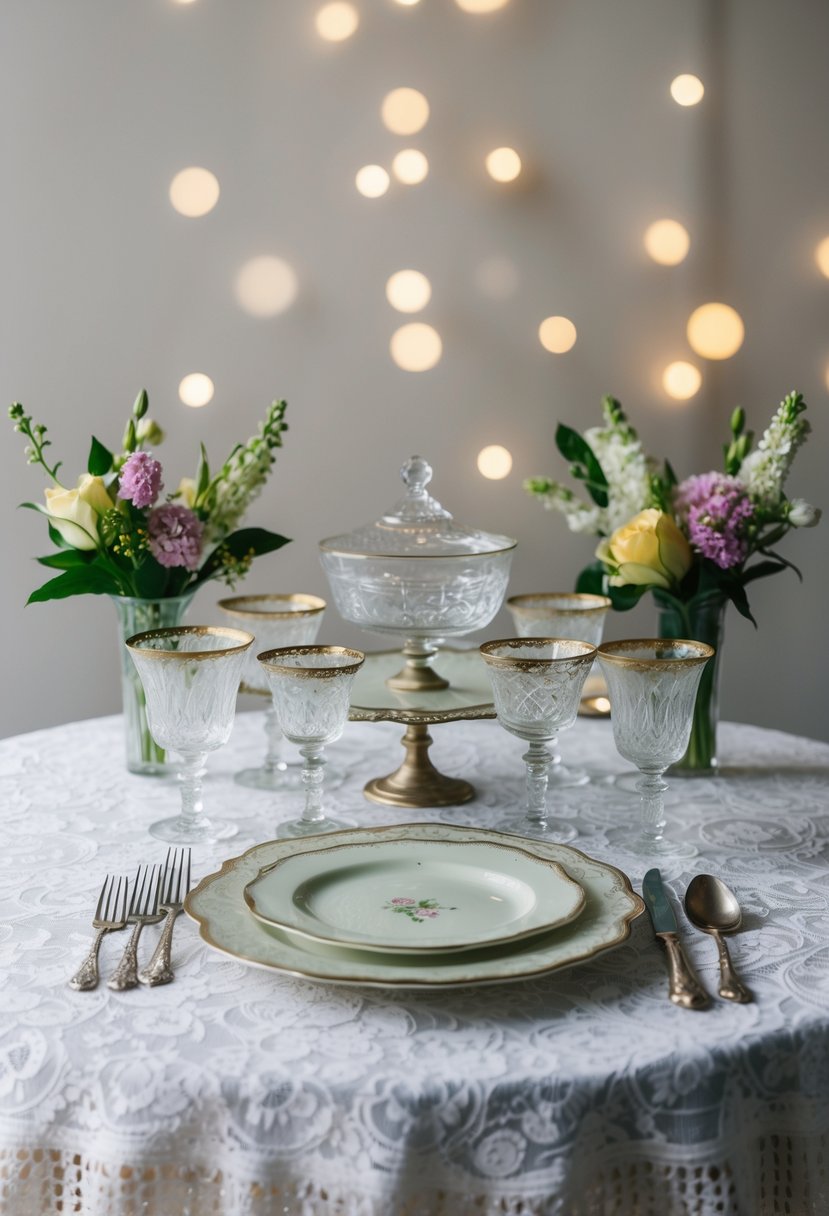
[642, 868, 709, 1010]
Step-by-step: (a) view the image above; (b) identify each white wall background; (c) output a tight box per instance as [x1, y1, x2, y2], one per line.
[1, 0, 827, 741]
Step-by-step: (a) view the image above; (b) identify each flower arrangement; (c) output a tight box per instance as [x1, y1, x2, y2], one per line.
[9, 389, 290, 603]
[526, 392, 820, 770]
[526, 391, 819, 627]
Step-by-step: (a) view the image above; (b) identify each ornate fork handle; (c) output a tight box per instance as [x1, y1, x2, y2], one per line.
[69, 927, 110, 991]
[108, 922, 146, 992]
[139, 908, 180, 987]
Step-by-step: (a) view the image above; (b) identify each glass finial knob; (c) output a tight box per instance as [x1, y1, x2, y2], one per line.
[400, 455, 432, 495]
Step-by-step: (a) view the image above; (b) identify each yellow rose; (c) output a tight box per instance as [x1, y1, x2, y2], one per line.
[44, 474, 112, 550]
[176, 477, 197, 508]
[596, 508, 693, 590]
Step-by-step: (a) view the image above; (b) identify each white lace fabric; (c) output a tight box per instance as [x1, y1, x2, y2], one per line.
[1, 712, 828, 1215]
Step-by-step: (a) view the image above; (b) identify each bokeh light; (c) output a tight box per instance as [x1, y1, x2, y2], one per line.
[670, 74, 705, 106]
[315, 2, 359, 41]
[393, 0, 422, 5]
[169, 167, 220, 218]
[662, 361, 702, 400]
[390, 323, 442, 371]
[235, 256, 298, 317]
[644, 219, 690, 266]
[456, 0, 510, 11]
[476, 255, 519, 300]
[815, 236, 829, 278]
[687, 303, 744, 360]
[477, 445, 513, 479]
[392, 148, 429, 184]
[485, 147, 522, 183]
[179, 373, 215, 408]
[381, 88, 430, 135]
[386, 270, 432, 313]
[539, 316, 577, 354]
[355, 165, 390, 198]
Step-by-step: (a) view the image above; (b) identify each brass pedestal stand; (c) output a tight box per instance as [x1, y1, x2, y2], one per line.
[349, 649, 495, 809]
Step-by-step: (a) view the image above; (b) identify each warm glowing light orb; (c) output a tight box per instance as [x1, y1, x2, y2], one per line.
[539, 316, 577, 354]
[386, 270, 432, 313]
[485, 147, 522, 183]
[662, 361, 702, 400]
[355, 165, 390, 198]
[172, 0, 199, 6]
[476, 255, 519, 300]
[815, 236, 829, 278]
[687, 303, 744, 360]
[456, 0, 510, 11]
[477, 445, 513, 479]
[235, 256, 298, 318]
[169, 167, 220, 218]
[644, 219, 690, 266]
[393, 0, 422, 6]
[381, 88, 430, 135]
[392, 148, 429, 184]
[670, 74, 705, 106]
[179, 373, 215, 408]
[315, 2, 359, 41]
[390, 323, 442, 371]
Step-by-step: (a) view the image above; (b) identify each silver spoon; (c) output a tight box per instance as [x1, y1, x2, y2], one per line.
[684, 874, 753, 1004]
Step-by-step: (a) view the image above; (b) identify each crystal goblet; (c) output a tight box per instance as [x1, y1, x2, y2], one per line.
[479, 638, 596, 841]
[217, 594, 326, 791]
[258, 646, 365, 839]
[597, 639, 714, 858]
[126, 626, 253, 844]
[507, 593, 611, 787]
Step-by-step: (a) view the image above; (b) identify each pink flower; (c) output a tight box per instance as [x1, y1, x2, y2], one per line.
[675, 473, 754, 570]
[414, 907, 439, 918]
[147, 503, 204, 570]
[118, 451, 163, 509]
[391, 897, 416, 906]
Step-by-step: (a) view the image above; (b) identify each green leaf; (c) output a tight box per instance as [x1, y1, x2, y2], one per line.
[719, 578, 757, 626]
[196, 442, 210, 499]
[575, 562, 606, 596]
[194, 527, 291, 584]
[574, 561, 650, 611]
[36, 551, 94, 569]
[131, 558, 172, 600]
[756, 547, 803, 582]
[27, 565, 121, 605]
[87, 435, 114, 477]
[740, 559, 788, 585]
[554, 424, 608, 508]
[47, 522, 72, 549]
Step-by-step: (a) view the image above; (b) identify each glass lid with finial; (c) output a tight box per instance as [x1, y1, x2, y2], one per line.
[319, 456, 516, 558]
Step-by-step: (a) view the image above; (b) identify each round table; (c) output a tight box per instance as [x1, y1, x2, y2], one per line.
[1, 712, 828, 1216]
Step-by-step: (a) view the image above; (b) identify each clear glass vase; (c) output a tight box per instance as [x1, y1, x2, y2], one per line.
[655, 591, 726, 775]
[111, 593, 196, 775]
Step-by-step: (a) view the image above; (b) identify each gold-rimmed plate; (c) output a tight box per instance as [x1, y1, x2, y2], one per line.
[185, 824, 644, 990]
[243, 837, 586, 955]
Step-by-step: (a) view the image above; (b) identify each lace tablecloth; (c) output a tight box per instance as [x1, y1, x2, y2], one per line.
[2, 711, 828, 1216]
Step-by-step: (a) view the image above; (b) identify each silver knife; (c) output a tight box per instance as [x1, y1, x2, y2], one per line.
[642, 868, 709, 1010]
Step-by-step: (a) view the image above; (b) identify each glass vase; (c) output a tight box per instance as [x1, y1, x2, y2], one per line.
[655, 591, 726, 775]
[111, 593, 196, 775]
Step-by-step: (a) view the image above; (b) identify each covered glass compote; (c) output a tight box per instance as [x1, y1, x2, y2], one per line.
[319, 456, 516, 692]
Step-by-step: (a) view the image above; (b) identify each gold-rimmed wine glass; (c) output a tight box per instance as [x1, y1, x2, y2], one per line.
[258, 645, 365, 838]
[597, 638, 714, 858]
[126, 626, 253, 843]
[217, 594, 326, 790]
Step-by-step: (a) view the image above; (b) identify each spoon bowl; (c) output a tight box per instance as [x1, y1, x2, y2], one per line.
[684, 874, 752, 1003]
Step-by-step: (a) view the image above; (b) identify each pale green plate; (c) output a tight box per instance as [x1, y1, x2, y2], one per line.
[243, 838, 586, 955]
[186, 824, 644, 990]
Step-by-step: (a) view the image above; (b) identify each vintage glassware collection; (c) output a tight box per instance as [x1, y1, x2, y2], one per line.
[125, 455, 716, 860]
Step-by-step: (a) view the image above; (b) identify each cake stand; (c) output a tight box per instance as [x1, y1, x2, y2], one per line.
[348, 648, 495, 808]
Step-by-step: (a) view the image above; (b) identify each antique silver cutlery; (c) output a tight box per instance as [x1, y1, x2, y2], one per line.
[139, 847, 191, 987]
[642, 868, 709, 1009]
[68, 873, 129, 991]
[684, 874, 753, 1004]
[107, 863, 164, 992]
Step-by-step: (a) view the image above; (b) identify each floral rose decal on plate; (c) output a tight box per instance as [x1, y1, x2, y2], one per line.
[384, 897, 458, 923]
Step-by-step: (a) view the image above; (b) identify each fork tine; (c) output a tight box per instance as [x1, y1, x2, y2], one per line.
[94, 875, 113, 922]
[162, 847, 174, 903]
[143, 864, 163, 916]
[115, 875, 129, 922]
[184, 849, 191, 899]
[129, 865, 148, 915]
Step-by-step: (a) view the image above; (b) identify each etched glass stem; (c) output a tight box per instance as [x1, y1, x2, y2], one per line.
[178, 753, 208, 832]
[636, 770, 668, 843]
[523, 740, 552, 827]
[263, 704, 289, 776]
[300, 744, 327, 824]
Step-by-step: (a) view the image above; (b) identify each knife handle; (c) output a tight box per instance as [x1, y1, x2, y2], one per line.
[659, 933, 709, 1009]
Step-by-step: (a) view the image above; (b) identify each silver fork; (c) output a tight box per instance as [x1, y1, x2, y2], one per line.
[139, 847, 192, 987]
[68, 874, 130, 991]
[107, 863, 164, 992]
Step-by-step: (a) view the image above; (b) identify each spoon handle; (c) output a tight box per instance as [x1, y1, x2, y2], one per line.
[713, 930, 753, 1003]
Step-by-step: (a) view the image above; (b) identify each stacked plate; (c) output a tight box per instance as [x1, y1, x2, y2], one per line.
[185, 823, 644, 990]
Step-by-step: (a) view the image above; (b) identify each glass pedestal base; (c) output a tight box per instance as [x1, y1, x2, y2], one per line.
[276, 815, 356, 839]
[149, 815, 238, 844]
[493, 815, 578, 844]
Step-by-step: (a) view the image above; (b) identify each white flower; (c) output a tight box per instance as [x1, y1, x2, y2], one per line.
[787, 498, 821, 528]
[739, 391, 810, 506]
